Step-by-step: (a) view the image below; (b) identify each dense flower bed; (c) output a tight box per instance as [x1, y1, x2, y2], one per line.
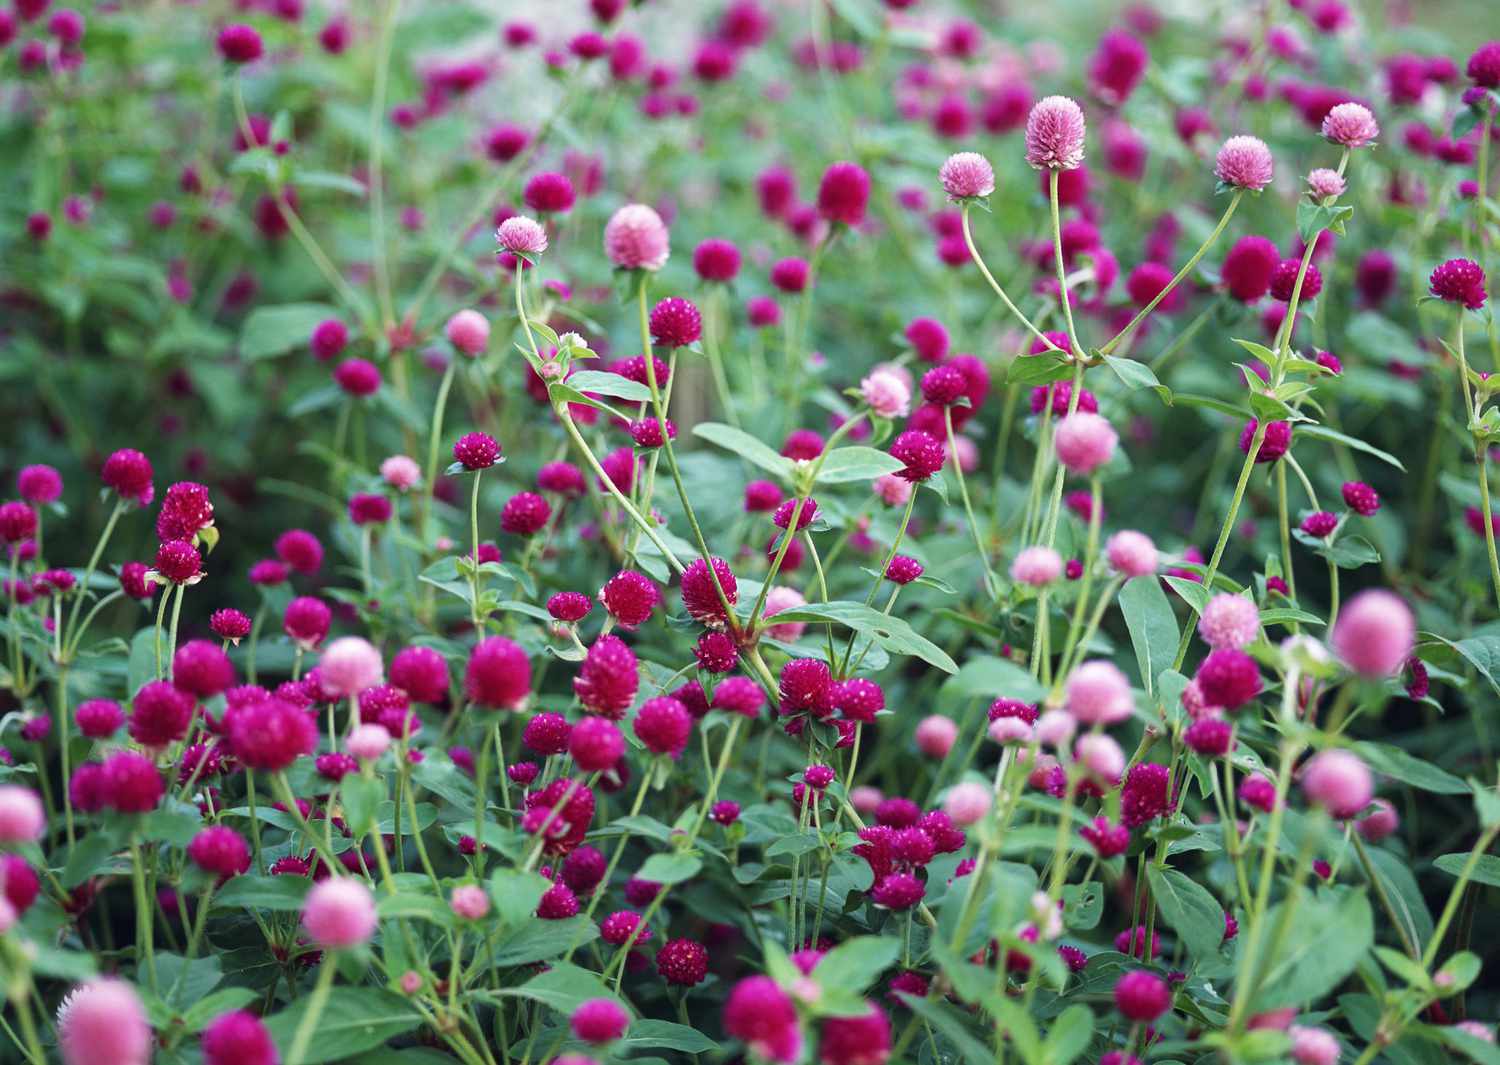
[1, 2, 1499, 1065]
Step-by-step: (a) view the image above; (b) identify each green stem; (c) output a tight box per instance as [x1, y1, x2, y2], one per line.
[287, 953, 338, 1065]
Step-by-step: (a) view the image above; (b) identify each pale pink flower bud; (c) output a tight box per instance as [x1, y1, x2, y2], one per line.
[989, 716, 1034, 745]
[1331, 589, 1414, 677]
[1198, 593, 1261, 650]
[445, 309, 491, 357]
[1011, 545, 1063, 587]
[57, 979, 152, 1065]
[1065, 660, 1134, 724]
[914, 714, 958, 758]
[873, 473, 912, 506]
[318, 636, 385, 698]
[860, 369, 911, 419]
[1214, 135, 1275, 191]
[604, 203, 670, 270]
[1075, 732, 1125, 781]
[380, 454, 421, 491]
[347, 723, 392, 762]
[1053, 412, 1118, 475]
[1302, 749, 1373, 818]
[1289, 1025, 1341, 1065]
[849, 785, 884, 814]
[0, 786, 45, 842]
[450, 884, 491, 920]
[763, 586, 808, 642]
[1321, 102, 1379, 148]
[496, 215, 549, 256]
[1025, 95, 1087, 170]
[1034, 709, 1076, 748]
[302, 877, 378, 948]
[1306, 168, 1345, 199]
[943, 781, 992, 826]
[1106, 530, 1157, 577]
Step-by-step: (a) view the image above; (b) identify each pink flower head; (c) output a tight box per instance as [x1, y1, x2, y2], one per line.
[604, 204, 670, 271]
[1114, 969, 1171, 1021]
[453, 431, 501, 471]
[574, 634, 639, 718]
[1289, 1025, 1341, 1065]
[692, 238, 741, 282]
[571, 998, 629, 1044]
[943, 781, 992, 826]
[1025, 95, 1087, 171]
[1306, 168, 1346, 199]
[318, 637, 384, 698]
[445, 309, 490, 357]
[229, 698, 317, 772]
[302, 876, 377, 948]
[1214, 135, 1274, 191]
[914, 715, 958, 758]
[1010, 545, 1063, 587]
[1195, 648, 1263, 710]
[1066, 661, 1133, 724]
[1331, 589, 1414, 677]
[1087, 28, 1149, 105]
[860, 369, 911, 419]
[379, 455, 421, 491]
[201, 1010, 276, 1065]
[817, 161, 871, 226]
[889, 429, 945, 482]
[763, 586, 808, 642]
[1468, 41, 1500, 88]
[939, 152, 995, 201]
[523, 171, 575, 214]
[1429, 258, 1487, 310]
[601, 570, 659, 627]
[1321, 102, 1379, 147]
[1198, 594, 1260, 649]
[57, 979, 151, 1065]
[649, 297, 702, 348]
[1106, 530, 1157, 576]
[0, 786, 45, 842]
[347, 723, 392, 762]
[820, 1003, 891, 1065]
[1222, 235, 1280, 302]
[16, 464, 61, 505]
[569, 716, 625, 771]
[1301, 748, 1373, 818]
[465, 636, 532, 709]
[496, 215, 548, 256]
[724, 976, 801, 1063]
[681, 556, 737, 626]
[102, 448, 154, 505]
[1053, 412, 1118, 475]
[635, 696, 692, 757]
[216, 23, 263, 64]
[1076, 732, 1125, 782]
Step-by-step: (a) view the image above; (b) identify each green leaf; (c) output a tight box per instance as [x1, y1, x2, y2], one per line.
[293, 171, 367, 197]
[264, 989, 421, 1064]
[1436, 1024, 1500, 1065]
[1118, 576, 1180, 695]
[1102, 354, 1171, 403]
[812, 936, 902, 996]
[1006, 351, 1073, 387]
[1296, 200, 1355, 242]
[1423, 632, 1500, 699]
[180, 988, 260, 1032]
[620, 1020, 717, 1054]
[1060, 881, 1103, 931]
[127, 626, 157, 700]
[502, 963, 622, 1018]
[636, 852, 702, 885]
[1252, 890, 1372, 1010]
[755, 600, 958, 673]
[692, 422, 793, 480]
[155, 954, 223, 1008]
[1433, 852, 1500, 889]
[239, 303, 336, 361]
[1355, 742, 1467, 794]
[377, 891, 454, 927]
[1163, 574, 1210, 615]
[342, 775, 385, 837]
[62, 826, 121, 887]
[488, 869, 551, 927]
[815, 446, 907, 484]
[896, 994, 995, 1065]
[493, 915, 597, 965]
[1294, 423, 1406, 471]
[1043, 1004, 1096, 1065]
[211, 875, 312, 912]
[1146, 865, 1226, 960]
[1172, 392, 1249, 419]
[565, 370, 652, 403]
[939, 654, 1045, 704]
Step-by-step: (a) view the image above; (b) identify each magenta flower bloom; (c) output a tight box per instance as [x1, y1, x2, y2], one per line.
[693, 238, 741, 281]
[817, 161, 871, 226]
[216, 23, 263, 64]
[465, 636, 532, 710]
[649, 297, 702, 348]
[523, 171, 575, 214]
[1087, 28, 1149, 105]
[201, 1010, 277, 1065]
[16, 464, 61, 504]
[1214, 135, 1274, 190]
[229, 698, 317, 772]
[102, 448, 154, 506]
[1429, 258, 1487, 310]
[1025, 95, 1087, 171]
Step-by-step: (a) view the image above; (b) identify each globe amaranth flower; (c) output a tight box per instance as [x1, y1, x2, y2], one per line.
[1025, 95, 1087, 171]
[569, 716, 624, 771]
[658, 938, 709, 986]
[889, 429, 945, 482]
[16, 464, 61, 504]
[600, 570, 659, 628]
[102, 448, 154, 505]
[523, 171, 575, 214]
[1106, 530, 1157, 576]
[465, 636, 532, 710]
[1087, 28, 1149, 105]
[1269, 258, 1322, 302]
[1011, 545, 1063, 587]
[283, 596, 331, 648]
[1120, 762, 1173, 828]
[333, 357, 381, 397]
[820, 1003, 892, 1065]
[906, 316, 950, 362]
[693, 237, 741, 281]
[1429, 257, 1487, 310]
[604, 203, 670, 270]
[172, 639, 235, 698]
[860, 368, 911, 419]
[770, 256, 810, 293]
[1198, 593, 1260, 650]
[1302, 748, 1373, 818]
[348, 493, 392, 525]
[1214, 135, 1274, 191]
[229, 698, 317, 771]
[201, 1010, 277, 1065]
[1114, 970, 1171, 1021]
[816, 161, 871, 226]
[57, 979, 152, 1065]
[1221, 235, 1279, 302]
[1066, 660, 1134, 724]
[216, 23, 263, 63]
[635, 696, 692, 757]
[1240, 419, 1291, 464]
[574, 634, 639, 718]
[453, 431, 501, 471]
[1053, 412, 1118, 475]
[1195, 648, 1262, 710]
[188, 826, 250, 879]
[1306, 168, 1346, 199]
[1331, 588, 1414, 677]
[0, 502, 36, 544]
[648, 296, 702, 348]
[681, 556, 737, 625]
[496, 215, 548, 256]
[885, 555, 924, 585]
[1321, 102, 1379, 147]
[445, 309, 490, 356]
[1468, 41, 1500, 88]
[302, 877, 377, 949]
[154, 539, 202, 584]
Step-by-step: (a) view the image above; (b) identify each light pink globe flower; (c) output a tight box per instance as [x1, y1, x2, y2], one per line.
[1198, 593, 1261, 650]
[319, 636, 385, 698]
[604, 203, 670, 271]
[1010, 545, 1063, 587]
[451, 884, 491, 921]
[939, 152, 996, 199]
[302, 877, 378, 948]
[1214, 135, 1275, 191]
[1053, 412, 1118, 475]
[347, 723, 392, 762]
[989, 715, 1034, 745]
[1301, 749, 1373, 818]
[445, 309, 490, 357]
[1025, 95, 1087, 171]
[0, 785, 45, 842]
[1065, 660, 1134, 724]
[1330, 589, 1414, 677]
[860, 368, 911, 419]
[1034, 709, 1075, 748]
[1306, 168, 1346, 200]
[1106, 530, 1157, 577]
[763, 586, 808, 643]
[914, 714, 958, 758]
[1289, 1025, 1340, 1065]
[58, 980, 152, 1065]
[943, 781, 992, 826]
[1321, 102, 1379, 148]
[1076, 732, 1125, 781]
[873, 473, 911, 506]
[497, 215, 549, 256]
[380, 454, 421, 491]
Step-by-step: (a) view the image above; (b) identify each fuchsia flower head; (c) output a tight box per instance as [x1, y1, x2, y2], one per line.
[496, 215, 548, 256]
[1214, 135, 1274, 191]
[1321, 102, 1379, 147]
[1429, 258, 1487, 310]
[817, 161, 871, 226]
[939, 152, 995, 200]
